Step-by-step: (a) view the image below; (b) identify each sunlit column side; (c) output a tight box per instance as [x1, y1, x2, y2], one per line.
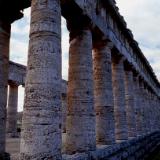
[93, 40, 115, 145]
[65, 27, 96, 154]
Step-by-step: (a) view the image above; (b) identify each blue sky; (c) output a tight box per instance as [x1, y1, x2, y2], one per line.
[10, 1, 160, 111]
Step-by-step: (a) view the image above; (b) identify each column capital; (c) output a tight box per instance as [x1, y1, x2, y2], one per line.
[93, 39, 114, 50]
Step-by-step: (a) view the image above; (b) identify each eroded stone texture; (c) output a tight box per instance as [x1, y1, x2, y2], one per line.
[93, 41, 115, 145]
[124, 69, 136, 138]
[6, 84, 18, 137]
[111, 55, 128, 141]
[65, 29, 96, 154]
[139, 80, 146, 135]
[20, 0, 62, 159]
[133, 75, 143, 136]
[0, 21, 11, 155]
[62, 94, 67, 133]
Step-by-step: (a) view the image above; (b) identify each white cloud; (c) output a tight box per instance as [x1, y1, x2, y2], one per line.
[116, 0, 160, 80]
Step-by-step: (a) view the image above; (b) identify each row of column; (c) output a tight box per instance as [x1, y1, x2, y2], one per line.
[0, 1, 160, 159]
[20, 4, 160, 158]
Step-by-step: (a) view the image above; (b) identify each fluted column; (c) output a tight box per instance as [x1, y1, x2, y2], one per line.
[150, 93, 155, 132]
[112, 55, 128, 141]
[148, 92, 153, 133]
[139, 80, 146, 134]
[6, 84, 18, 137]
[20, 0, 62, 159]
[124, 67, 136, 138]
[133, 75, 143, 135]
[93, 41, 115, 145]
[0, 21, 11, 156]
[62, 94, 67, 133]
[144, 88, 150, 133]
[65, 28, 96, 154]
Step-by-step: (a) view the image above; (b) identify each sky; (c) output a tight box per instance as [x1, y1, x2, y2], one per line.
[10, 1, 160, 111]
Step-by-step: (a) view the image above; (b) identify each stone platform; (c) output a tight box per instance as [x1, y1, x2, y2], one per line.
[5, 132, 160, 160]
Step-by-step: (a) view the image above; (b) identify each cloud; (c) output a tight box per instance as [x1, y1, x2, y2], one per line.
[116, 0, 160, 81]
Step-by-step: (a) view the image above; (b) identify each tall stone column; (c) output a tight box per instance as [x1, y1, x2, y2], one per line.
[65, 28, 96, 154]
[150, 93, 154, 132]
[112, 55, 128, 141]
[148, 91, 153, 133]
[139, 80, 146, 134]
[6, 83, 18, 137]
[93, 41, 115, 145]
[20, 0, 62, 159]
[144, 87, 150, 133]
[0, 21, 11, 156]
[124, 66, 136, 138]
[133, 75, 143, 135]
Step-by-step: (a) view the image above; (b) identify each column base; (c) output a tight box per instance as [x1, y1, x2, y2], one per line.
[0, 153, 10, 160]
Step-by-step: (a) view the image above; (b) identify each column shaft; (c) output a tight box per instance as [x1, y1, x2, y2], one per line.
[0, 21, 11, 154]
[93, 42, 115, 145]
[139, 81, 146, 134]
[65, 29, 96, 154]
[134, 77, 143, 135]
[124, 70, 136, 138]
[20, 0, 62, 159]
[112, 56, 128, 141]
[6, 84, 18, 137]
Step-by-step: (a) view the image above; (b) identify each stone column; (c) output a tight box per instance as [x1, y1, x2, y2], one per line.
[150, 93, 154, 132]
[20, 0, 62, 159]
[139, 80, 146, 135]
[124, 66, 136, 138]
[148, 91, 153, 133]
[62, 94, 67, 133]
[112, 55, 128, 141]
[144, 87, 150, 133]
[93, 41, 115, 145]
[133, 75, 143, 135]
[0, 21, 11, 156]
[65, 28, 96, 154]
[6, 84, 18, 137]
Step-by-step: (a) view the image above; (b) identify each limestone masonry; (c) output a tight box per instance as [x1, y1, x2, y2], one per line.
[0, 0, 160, 160]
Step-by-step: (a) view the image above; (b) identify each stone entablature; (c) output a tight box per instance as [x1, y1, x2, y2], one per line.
[61, 0, 160, 97]
[8, 61, 67, 93]
[8, 61, 26, 86]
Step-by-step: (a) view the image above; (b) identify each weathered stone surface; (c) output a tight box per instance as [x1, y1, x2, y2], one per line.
[111, 55, 128, 141]
[6, 84, 18, 137]
[20, 0, 62, 159]
[63, 132, 160, 160]
[9, 61, 26, 86]
[133, 75, 143, 136]
[124, 68, 136, 138]
[65, 29, 96, 154]
[93, 41, 115, 145]
[0, 21, 11, 155]
[139, 80, 146, 135]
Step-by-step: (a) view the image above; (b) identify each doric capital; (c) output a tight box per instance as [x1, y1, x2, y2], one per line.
[93, 39, 114, 50]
